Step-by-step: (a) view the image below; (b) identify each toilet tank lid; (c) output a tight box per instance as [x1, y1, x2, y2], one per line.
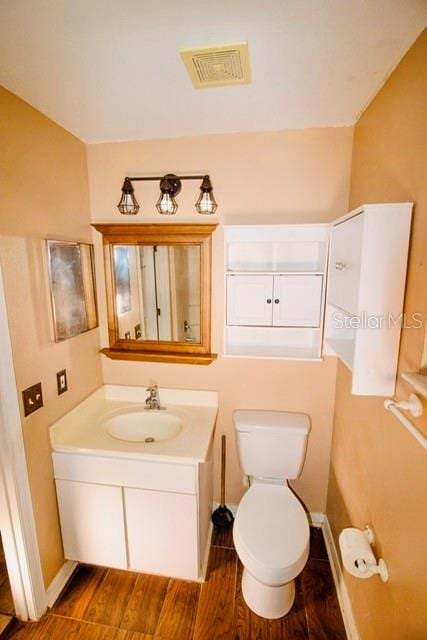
[233, 410, 311, 434]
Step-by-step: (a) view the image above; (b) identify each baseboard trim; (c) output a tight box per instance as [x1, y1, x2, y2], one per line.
[308, 511, 325, 527]
[322, 515, 360, 640]
[45, 560, 78, 608]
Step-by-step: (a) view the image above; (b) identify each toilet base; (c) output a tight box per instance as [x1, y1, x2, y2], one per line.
[241, 567, 295, 619]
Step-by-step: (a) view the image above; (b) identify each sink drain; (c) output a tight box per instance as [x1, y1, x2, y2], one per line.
[144, 436, 155, 443]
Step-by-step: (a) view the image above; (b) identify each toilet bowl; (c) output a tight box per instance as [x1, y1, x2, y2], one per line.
[233, 481, 310, 619]
[233, 409, 311, 619]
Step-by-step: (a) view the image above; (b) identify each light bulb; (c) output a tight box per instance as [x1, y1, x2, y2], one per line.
[195, 175, 217, 214]
[196, 191, 217, 214]
[156, 192, 178, 215]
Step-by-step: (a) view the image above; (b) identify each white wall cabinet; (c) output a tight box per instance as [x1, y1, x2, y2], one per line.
[53, 449, 213, 581]
[224, 224, 329, 359]
[227, 274, 322, 327]
[224, 206, 412, 392]
[325, 203, 412, 395]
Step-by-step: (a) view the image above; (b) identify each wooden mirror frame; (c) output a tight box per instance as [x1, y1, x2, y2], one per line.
[92, 223, 217, 365]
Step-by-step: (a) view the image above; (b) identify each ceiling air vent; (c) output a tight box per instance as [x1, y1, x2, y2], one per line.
[180, 42, 251, 89]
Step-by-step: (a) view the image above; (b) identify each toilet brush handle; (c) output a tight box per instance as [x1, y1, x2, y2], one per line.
[221, 434, 226, 507]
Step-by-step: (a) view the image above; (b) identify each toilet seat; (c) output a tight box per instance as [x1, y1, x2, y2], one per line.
[233, 483, 309, 586]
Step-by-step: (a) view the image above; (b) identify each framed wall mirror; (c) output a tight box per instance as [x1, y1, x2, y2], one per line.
[47, 240, 98, 341]
[93, 223, 217, 364]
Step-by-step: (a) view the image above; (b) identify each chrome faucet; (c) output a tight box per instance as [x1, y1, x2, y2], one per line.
[145, 385, 162, 410]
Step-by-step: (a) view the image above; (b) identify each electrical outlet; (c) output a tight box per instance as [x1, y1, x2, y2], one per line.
[56, 369, 68, 395]
[22, 383, 43, 417]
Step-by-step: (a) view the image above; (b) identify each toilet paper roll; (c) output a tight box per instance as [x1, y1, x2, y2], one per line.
[339, 528, 377, 579]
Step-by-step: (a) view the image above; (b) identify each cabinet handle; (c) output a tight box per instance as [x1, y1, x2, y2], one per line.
[266, 298, 272, 304]
[274, 299, 280, 304]
[335, 261, 347, 271]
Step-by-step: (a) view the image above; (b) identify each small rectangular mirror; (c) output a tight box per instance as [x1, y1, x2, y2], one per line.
[47, 240, 98, 341]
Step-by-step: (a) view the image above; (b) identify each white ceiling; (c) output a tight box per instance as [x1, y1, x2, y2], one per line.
[0, 1, 426, 143]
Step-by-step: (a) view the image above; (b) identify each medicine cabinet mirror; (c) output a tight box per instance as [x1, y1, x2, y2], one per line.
[93, 223, 217, 364]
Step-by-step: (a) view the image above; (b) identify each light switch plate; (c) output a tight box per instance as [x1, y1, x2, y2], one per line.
[56, 369, 68, 395]
[22, 382, 43, 417]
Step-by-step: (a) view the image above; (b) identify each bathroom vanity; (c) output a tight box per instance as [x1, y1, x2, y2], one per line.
[50, 385, 217, 581]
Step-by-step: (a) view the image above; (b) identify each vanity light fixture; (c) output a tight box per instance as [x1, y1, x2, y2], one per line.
[117, 174, 217, 216]
[117, 178, 140, 215]
[195, 175, 218, 214]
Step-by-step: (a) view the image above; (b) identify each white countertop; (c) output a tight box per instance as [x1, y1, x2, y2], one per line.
[50, 385, 218, 463]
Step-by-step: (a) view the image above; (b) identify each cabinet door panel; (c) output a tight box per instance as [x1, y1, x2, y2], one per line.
[125, 488, 198, 580]
[272, 275, 322, 327]
[226, 275, 273, 326]
[55, 479, 127, 568]
[328, 214, 363, 314]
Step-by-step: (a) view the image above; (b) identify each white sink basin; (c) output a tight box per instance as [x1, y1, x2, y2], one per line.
[103, 407, 182, 443]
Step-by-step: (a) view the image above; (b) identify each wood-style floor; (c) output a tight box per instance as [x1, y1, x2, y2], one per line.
[0, 534, 14, 636]
[3, 526, 346, 640]
[0, 535, 14, 617]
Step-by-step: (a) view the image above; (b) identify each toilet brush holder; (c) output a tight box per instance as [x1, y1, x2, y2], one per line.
[211, 434, 234, 528]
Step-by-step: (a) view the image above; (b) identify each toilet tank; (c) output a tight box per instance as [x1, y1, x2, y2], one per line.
[233, 410, 311, 480]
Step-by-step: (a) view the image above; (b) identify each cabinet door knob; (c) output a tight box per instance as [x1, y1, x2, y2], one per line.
[335, 261, 347, 271]
[266, 298, 272, 304]
[274, 299, 280, 304]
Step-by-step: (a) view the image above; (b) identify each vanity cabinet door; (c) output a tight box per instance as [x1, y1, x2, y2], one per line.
[55, 479, 127, 568]
[125, 488, 199, 580]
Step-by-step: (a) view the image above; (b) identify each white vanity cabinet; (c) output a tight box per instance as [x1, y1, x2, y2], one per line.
[224, 224, 329, 359]
[325, 203, 412, 395]
[52, 450, 213, 581]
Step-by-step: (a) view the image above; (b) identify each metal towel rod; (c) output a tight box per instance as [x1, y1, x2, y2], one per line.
[384, 394, 427, 450]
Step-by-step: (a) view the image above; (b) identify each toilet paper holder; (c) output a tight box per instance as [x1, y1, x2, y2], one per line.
[339, 526, 389, 583]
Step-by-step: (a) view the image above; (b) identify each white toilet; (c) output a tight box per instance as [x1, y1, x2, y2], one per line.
[233, 409, 311, 619]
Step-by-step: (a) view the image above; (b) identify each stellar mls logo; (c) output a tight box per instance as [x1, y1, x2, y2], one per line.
[332, 311, 425, 330]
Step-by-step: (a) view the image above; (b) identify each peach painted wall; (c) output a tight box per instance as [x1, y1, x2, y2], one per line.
[0, 87, 103, 587]
[326, 30, 427, 639]
[87, 127, 354, 511]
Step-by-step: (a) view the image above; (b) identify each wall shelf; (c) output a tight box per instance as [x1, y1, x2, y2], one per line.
[325, 338, 355, 370]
